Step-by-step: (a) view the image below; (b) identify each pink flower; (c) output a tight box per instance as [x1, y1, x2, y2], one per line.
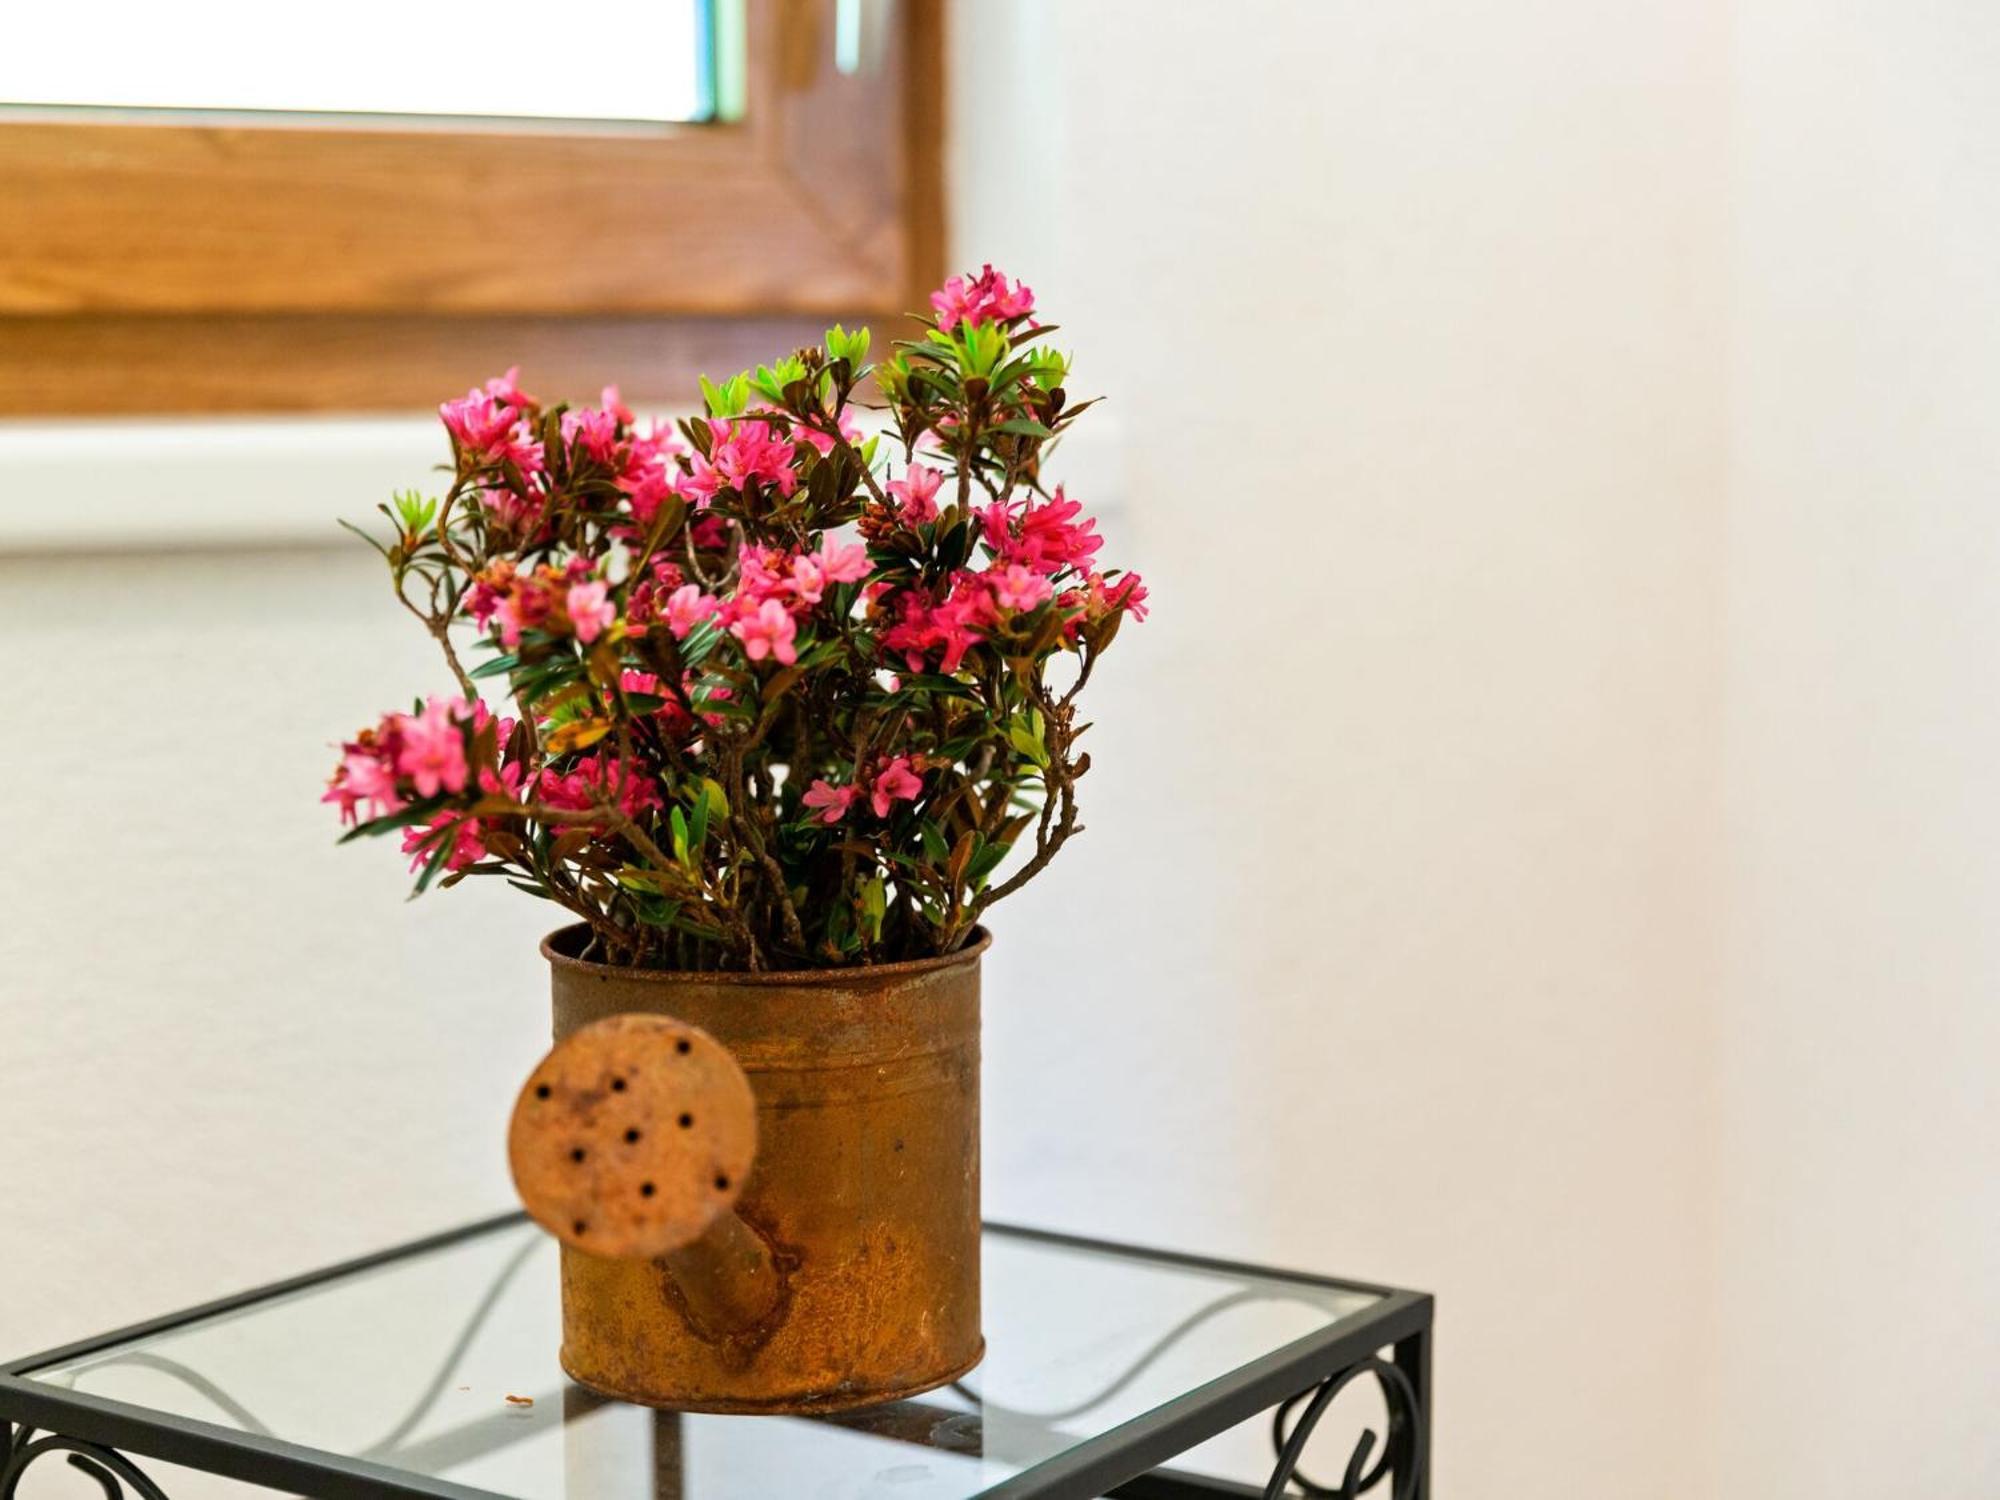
[560, 405, 621, 466]
[684, 419, 801, 507]
[870, 756, 923, 818]
[989, 562, 1053, 613]
[818, 539, 871, 585]
[797, 406, 864, 459]
[664, 583, 721, 639]
[481, 366, 535, 409]
[494, 583, 552, 648]
[875, 578, 988, 674]
[790, 539, 871, 603]
[979, 485, 1103, 576]
[440, 390, 519, 457]
[619, 668, 664, 698]
[402, 813, 486, 874]
[802, 778, 860, 825]
[1091, 569, 1150, 622]
[618, 465, 682, 528]
[339, 748, 400, 807]
[886, 463, 944, 524]
[535, 754, 662, 825]
[790, 553, 829, 604]
[395, 697, 472, 798]
[734, 544, 794, 610]
[731, 598, 798, 665]
[475, 478, 546, 532]
[930, 265, 1036, 332]
[323, 733, 403, 825]
[613, 422, 690, 527]
[566, 580, 616, 643]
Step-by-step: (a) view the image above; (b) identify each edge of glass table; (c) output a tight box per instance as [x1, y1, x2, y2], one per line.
[0, 1213, 1433, 1500]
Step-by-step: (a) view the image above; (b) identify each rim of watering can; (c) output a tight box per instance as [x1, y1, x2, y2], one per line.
[541, 923, 992, 986]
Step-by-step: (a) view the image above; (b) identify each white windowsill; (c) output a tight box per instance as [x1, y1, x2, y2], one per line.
[0, 413, 1125, 554]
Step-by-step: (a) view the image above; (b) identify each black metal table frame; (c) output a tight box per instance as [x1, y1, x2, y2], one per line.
[0, 1213, 1432, 1500]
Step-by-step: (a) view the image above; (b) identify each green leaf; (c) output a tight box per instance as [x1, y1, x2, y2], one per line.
[687, 787, 710, 860]
[990, 418, 1055, 440]
[825, 323, 872, 365]
[859, 875, 887, 942]
[699, 372, 751, 419]
[410, 824, 456, 895]
[898, 673, 980, 700]
[966, 840, 1012, 889]
[339, 795, 448, 843]
[1006, 716, 1050, 768]
[336, 516, 394, 562]
[680, 616, 724, 667]
[701, 778, 731, 823]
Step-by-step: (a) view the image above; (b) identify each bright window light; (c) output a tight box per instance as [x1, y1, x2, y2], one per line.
[0, 0, 716, 124]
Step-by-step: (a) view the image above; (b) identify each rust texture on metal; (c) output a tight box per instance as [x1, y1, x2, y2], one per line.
[541, 925, 988, 1414]
[508, 1014, 758, 1262]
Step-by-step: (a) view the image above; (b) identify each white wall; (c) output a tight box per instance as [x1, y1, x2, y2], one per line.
[963, 3, 1726, 1495]
[0, 4, 1994, 1498]
[0, 546, 552, 1330]
[1716, 4, 2000, 1495]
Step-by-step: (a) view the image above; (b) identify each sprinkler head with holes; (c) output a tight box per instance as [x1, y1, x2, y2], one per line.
[508, 1013, 758, 1260]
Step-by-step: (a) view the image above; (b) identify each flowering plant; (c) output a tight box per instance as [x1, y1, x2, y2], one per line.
[325, 269, 1146, 970]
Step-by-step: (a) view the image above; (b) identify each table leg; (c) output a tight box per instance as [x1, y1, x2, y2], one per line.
[1392, 1322, 1431, 1500]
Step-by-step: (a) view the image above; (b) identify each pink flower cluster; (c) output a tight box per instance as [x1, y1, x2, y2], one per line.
[439, 370, 549, 528]
[802, 755, 925, 825]
[866, 481, 1136, 672]
[535, 752, 661, 823]
[1056, 569, 1151, 633]
[930, 265, 1036, 332]
[465, 560, 619, 649]
[349, 700, 524, 880]
[886, 463, 944, 524]
[443, 378, 700, 536]
[717, 538, 871, 666]
[978, 486, 1103, 574]
[874, 575, 993, 674]
[685, 418, 801, 508]
[798, 406, 864, 459]
[325, 696, 471, 825]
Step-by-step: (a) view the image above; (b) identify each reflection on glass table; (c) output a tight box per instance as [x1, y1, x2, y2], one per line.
[1, 1216, 1432, 1499]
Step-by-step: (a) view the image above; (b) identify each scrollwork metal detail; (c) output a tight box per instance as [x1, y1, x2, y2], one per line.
[1264, 1355, 1423, 1500]
[1, 1424, 171, 1500]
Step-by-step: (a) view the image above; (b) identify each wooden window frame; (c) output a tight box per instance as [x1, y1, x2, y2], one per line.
[0, 0, 942, 414]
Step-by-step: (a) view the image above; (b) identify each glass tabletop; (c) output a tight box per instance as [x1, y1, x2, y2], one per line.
[16, 1219, 1384, 1499]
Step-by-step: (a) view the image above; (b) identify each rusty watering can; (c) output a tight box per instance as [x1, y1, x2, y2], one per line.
[507, 925, 986, 1413]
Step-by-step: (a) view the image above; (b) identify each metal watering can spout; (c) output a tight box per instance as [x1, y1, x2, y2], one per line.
[507, 1014, 783, 1338]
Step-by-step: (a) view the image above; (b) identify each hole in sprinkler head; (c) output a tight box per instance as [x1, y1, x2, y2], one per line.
[610, 1077, 627, 1092]
[641, 1181, 656, 1197]
[570, 1147, 587, 1164]
[678, 1113, 693, 1129]
[624, 1128, 641, 1144]
[713, 1173, 730, 1192]
[572, 1220, 587, 1235]
[534, 1084, 551, 1100]
[675, 1039, 692, 1055]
